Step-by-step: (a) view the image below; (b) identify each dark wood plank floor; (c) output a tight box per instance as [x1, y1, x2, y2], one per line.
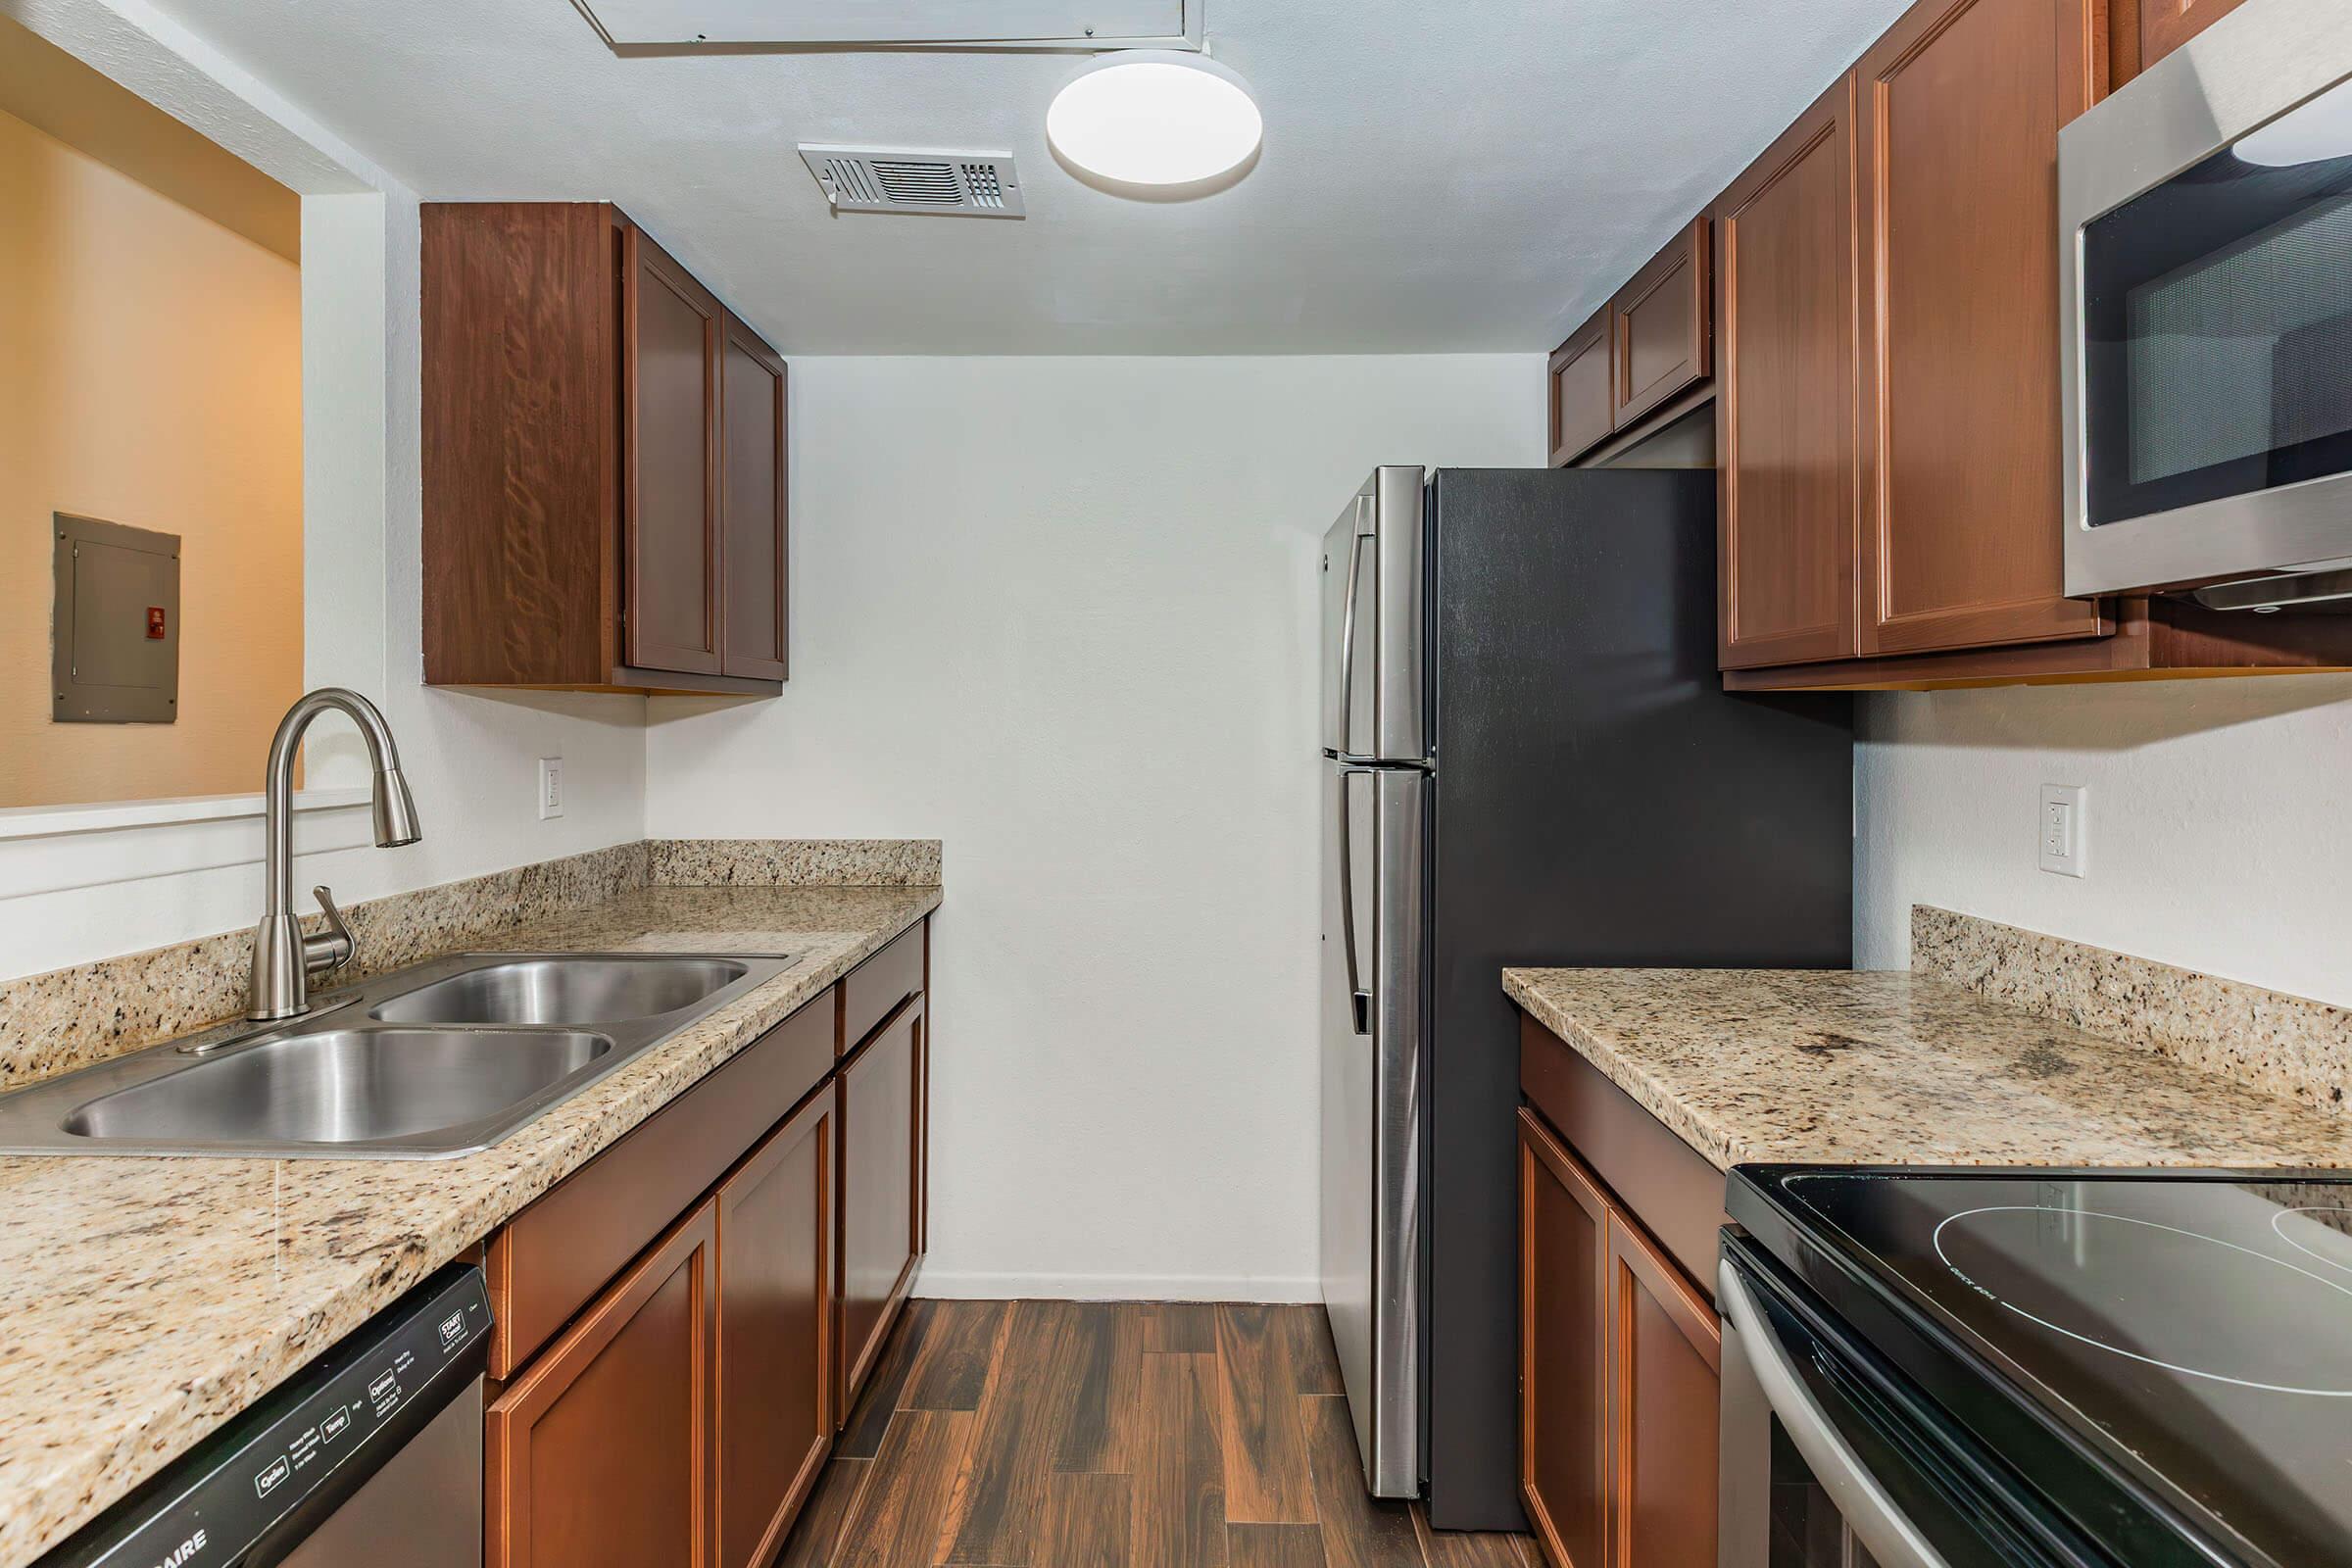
[781, 1299, 1539, 1568]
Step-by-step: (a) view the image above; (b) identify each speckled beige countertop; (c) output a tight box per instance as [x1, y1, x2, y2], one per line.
[0, 882, 936, 1568]
[1503, 966, 2352, 1174]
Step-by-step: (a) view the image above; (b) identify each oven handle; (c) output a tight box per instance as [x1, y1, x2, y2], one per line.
[1719, 1260, 1953, 1568]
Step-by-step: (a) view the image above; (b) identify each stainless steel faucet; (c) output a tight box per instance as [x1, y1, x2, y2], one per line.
[248, 688, 421, 1020]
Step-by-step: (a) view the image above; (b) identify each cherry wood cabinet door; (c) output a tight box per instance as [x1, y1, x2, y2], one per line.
[714, 1091, 834, 1568]
[1855, 0, 2109, 657]
[487, 1200, 716, 1568]
[836, 993, 924, 1420]
[1613, 218, 1712, 429]
[717, 313, 788, 681]
[623, 224, 723, 676]
[1715, 77, 1864, 669]
[1520, 1109, 1608, 1568]
[1605, 1212, 1720, 1568]
[1549, 307, 1614, 467]
[2138, 0, 2247, 68]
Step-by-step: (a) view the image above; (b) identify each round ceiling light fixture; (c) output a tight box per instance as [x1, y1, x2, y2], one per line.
[1046, 51, 1262, 192]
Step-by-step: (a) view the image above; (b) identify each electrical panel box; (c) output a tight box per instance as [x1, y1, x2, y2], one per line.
[52, 513, 179, 724]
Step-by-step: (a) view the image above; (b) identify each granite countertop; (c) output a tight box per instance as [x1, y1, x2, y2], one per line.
[1503, 966, 2352, 1174]
[0, 882, 937, 1568]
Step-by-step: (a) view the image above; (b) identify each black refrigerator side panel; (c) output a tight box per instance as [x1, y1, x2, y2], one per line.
[1422, 466, 1852, 1531]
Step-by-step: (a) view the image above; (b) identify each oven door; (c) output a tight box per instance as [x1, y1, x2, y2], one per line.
[1717, 1245, 2090, 1568]
[2060, 0, 2352, 598]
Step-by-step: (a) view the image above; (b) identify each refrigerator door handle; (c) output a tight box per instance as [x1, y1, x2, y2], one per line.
[1336, 766, 1371, 1035]
[1337, 515, 1369, 761]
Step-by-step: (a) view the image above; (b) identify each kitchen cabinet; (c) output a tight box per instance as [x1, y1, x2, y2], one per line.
[486, 1201, 717, 1568]
[2137, 0, 2247, 68]
[715, 1091, 834, 1568]
[1520, 1108, 1608, 1568]
[1611, 217, 1710, 429]
[1853, 0, 2107, 658]
[421, 202, 787, 696]
[1519, 1108, 1721, 1568]
[837, 991, 925, 1417]
[1604, 1201, 1721, 1568]
[718, 316, 790, 682]
[1548, 220, 1714, 469]
[1520, 1008, 1730, 1568]
[1714, 76, 1862, 669]
[1548, 308, 1613, 467]
[479, 914, 931, 1568]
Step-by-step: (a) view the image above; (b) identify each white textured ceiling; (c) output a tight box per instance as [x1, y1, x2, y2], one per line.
[142, 0, 1911, 353]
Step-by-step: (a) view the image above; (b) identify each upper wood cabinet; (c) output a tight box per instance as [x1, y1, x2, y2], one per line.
[1550, 220, 1714, 467]
[1549, 308, 1614, 468]
[1854, 0, 2108, 658]
[718, 318, 790, 682]
[422, 202, 788, 696]
[1714, 76, 1863, 669]
[623, 226, 725, 677]
[1612, 217, 1711, 429]
[2138, 0, 2248, 68]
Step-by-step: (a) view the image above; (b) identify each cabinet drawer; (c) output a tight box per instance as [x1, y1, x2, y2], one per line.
[488, 987, 835, 1376]
[839, 923, 924, 1055]
[1519, 1011, 1727, 1295]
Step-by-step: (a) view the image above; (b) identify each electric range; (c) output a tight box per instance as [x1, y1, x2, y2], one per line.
[1720, 1166, 2352, 1568]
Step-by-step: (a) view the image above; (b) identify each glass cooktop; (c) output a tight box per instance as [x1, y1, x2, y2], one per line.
[1755, 1169, 2352, 1568]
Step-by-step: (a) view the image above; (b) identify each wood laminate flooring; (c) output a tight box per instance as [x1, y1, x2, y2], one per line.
[780, 1300, 1539, 1568]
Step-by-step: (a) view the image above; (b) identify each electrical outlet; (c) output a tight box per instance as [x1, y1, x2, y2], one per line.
[538, 757, 565, 820]
[2038, 783, 2085, 877]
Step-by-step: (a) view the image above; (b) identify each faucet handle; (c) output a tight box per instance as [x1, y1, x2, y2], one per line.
[304, 884, 357, 978]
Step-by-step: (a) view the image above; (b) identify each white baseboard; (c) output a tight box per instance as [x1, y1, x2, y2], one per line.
[911, 1264, 1321, 1304]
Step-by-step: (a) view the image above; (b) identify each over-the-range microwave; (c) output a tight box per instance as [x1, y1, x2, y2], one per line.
[2060, 0, 2352, 612]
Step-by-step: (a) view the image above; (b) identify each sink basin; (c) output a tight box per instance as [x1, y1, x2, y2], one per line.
[60, 1029, 612, 1148]
[0, 949, 795, 1158]
[369, 956, 750, 1027]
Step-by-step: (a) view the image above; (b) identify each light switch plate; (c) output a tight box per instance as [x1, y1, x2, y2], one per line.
[2039, 784, 2086, 877]
[538, 757, 564, 820]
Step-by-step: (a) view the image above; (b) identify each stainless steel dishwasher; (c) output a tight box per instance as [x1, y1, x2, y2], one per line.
[41, 1264, 490, 1567]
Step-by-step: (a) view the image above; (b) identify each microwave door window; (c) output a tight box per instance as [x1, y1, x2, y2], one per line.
[2082, 77, 2352, 527]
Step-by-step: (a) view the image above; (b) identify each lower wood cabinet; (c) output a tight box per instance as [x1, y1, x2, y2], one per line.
[715, 1090, 835, 1568]
[837, 993, 925, 1417]
[486, 1201, 717, 1568]
[1520, 1106, 1722, 1568]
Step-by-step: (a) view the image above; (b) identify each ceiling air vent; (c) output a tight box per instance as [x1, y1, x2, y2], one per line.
[800, 146, 1025, 219]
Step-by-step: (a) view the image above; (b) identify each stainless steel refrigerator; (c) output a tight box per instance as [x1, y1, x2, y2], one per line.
[1318, 466, 1851, 1529]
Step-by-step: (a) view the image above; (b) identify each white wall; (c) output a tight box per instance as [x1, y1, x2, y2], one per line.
[0, 0, 645, 981]
[1855, 675, 2352, 1006]
[647, 355, 1544, 1299]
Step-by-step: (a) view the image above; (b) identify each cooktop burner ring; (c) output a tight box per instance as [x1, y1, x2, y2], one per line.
[2274, 1206, 2352, 1278]
[1933, 1204, 2352, 1398]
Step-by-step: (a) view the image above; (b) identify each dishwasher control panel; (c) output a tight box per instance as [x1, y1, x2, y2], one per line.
[44, 1263, 491, 1568]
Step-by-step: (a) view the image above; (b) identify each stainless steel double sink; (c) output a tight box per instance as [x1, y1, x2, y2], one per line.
[0, 953, 796, 1158]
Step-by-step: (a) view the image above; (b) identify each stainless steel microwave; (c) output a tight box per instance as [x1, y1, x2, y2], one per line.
[2060, 0, 2352, 610]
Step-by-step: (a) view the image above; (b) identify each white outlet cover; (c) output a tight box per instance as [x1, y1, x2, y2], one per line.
[538, 757, 565, 821]
[2038, 783, 2086, 878]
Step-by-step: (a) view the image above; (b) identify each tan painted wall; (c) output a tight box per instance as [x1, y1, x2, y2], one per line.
[0, 105, 303, 808]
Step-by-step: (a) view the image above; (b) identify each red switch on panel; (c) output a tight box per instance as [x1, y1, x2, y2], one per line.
[146, 607, 167, 640]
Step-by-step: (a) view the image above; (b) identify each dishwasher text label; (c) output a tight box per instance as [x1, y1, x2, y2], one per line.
[151, 1529, 207, 1568]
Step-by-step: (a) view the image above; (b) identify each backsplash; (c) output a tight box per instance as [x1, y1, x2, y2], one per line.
[649, 838, 942, 887]
[0, 838, 940, 1093]
[1913, 906, 2352, 1117]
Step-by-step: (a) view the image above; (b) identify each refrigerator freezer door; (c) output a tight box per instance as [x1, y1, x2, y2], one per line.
[1320, 760, 1427, 1497]
[1321, 466, 1427, 762]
